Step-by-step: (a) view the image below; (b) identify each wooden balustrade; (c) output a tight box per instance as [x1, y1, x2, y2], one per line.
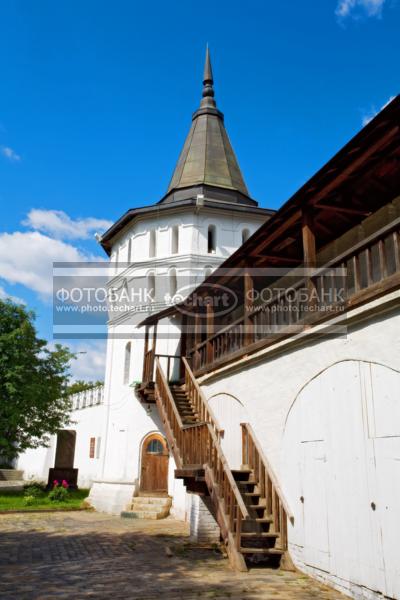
[154, 357, 250, 569]
[182, 357, 221, 437]
[241, 423, 293, 551]
[188, 220, 400, 373]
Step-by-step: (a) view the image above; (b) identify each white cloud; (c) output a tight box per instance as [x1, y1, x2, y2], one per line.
[1, 146, 21, 162]
[46, 339, 106, 383]
[362, 95, 395, 126]
[0, 285, 26, 305]
[336, 0, 385, 19]
[23, 209, 113, 240]
[0, 230, 104, 299]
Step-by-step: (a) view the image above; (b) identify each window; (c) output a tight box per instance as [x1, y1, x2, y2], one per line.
[89, 437, 96, 459]
[242, 228, 250, 244]
[207, 225, 216, 254]
[147, 272, 155, 302]
[171, 225, 179, 254]
[149, 229, 156, 258]
[96, 437, 101, 459]
[146, 439, 164, 454]
[112, 248, 119, 275]
[127, 238, 132, 263]
[170, 268, 177, 297]
[123, 341, 131, 384]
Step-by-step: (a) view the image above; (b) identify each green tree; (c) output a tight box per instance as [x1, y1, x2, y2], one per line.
[0, 298, 75, 465]
[67, 380, 103, 395]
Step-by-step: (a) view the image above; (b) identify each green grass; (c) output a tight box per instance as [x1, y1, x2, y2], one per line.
[0, 488, 90, 511]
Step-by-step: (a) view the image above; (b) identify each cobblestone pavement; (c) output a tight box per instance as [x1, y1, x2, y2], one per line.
[0, 511, 346, 600]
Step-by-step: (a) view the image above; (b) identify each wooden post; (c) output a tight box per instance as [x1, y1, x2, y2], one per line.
[194, 313, 201, 371]
[302, 210, 317, 315]
[151, 323, 157, 381]
[244, 268, 254, 345]
[179, 314, 187, 379]
[206, 301, 214, 364]
[142, 325, 149, 382]
[302, 210, 316, 268]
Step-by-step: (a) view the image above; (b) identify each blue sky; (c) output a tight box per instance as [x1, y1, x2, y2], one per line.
[0, 0, 398, 379]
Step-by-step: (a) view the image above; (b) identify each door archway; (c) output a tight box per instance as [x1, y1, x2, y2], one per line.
[140, 433, 169, 494]
[208, 393, 248, 469]
[282, 360, 400, 598]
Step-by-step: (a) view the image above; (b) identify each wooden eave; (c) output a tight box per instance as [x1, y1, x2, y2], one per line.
[139, 94, 400, 327]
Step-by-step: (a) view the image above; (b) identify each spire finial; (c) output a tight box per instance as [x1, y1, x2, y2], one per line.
[201, 45, 216, 108]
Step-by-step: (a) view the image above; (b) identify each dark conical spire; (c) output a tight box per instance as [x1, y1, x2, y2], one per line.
[163, 47, 252, 203]
[201, 46, 216, 108]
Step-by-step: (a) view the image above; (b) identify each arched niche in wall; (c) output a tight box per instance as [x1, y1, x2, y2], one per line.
[281, 360, 400, 598]
[171, 224, 179, 255]
[207, 224, 216, 254]
[169, 267, 177, 297]
[149, 229, 157, 258]
[207, 392, 249, 469]
[123, 341, 132, 385]
[147, 271, 155, 302]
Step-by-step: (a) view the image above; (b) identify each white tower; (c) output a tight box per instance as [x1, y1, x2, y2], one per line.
[88, 49, 273, 515]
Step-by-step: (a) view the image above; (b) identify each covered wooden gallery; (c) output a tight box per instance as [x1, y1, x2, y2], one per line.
[139, 94, 400, 383]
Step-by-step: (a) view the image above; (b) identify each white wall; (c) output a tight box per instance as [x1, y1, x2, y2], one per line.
[199, 299, 400, 599]
[90, 204, 267, 516]
[17, 400, 106, 489]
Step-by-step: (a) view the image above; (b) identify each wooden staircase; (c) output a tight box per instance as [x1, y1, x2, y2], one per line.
[154, 355, 294, 572]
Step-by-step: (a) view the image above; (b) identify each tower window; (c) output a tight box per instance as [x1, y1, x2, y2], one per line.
[170, 268, 177, 297]
[147, 272, 155, 302]
[149, 230, 156, 258]
[127, 238, 132, 263]
[242, 228, 250, 244]
[171, 225, 179, 254]
[123, 342, 131, 385]
[207, 225, 216, 254]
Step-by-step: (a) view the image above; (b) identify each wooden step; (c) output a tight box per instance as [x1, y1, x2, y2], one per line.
[240, 547, 284, 555]
[231, 468, 252, 481]
[240, 532, 279, 539]
[237, 479, 257, 487]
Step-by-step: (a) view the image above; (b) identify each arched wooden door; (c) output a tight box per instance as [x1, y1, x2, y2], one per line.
[140, 433, 169, 494]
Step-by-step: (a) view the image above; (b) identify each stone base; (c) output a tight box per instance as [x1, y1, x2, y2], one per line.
[48, 468, 78, 489]
[121, 495, 172, 520]
[0, 469, 24, 481]
[88, 480, 135, 515]
[189, 495, 220, 544]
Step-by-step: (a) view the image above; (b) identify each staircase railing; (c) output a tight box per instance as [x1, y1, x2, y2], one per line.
[241, 422, 294, 552]
[182, 356, 222, 438]
[155, 356, 250, 570]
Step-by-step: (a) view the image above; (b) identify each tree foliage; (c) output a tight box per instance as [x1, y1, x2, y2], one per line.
[67, 380, 103, 395]
[0, 298, 75, 465]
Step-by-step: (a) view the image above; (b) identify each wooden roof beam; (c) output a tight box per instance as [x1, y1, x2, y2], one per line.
[315, 204, 371, 216]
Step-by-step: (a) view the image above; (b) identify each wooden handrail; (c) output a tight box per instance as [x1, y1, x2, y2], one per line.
[187, 218, 400, 373]
[154, 356, 250, 567]
[206, 422, 249, 520]
[155, 357, 184, 429]
[182, 356, 222, 435]
[241, 422, 293, 552]
[241, 422, 293, 522]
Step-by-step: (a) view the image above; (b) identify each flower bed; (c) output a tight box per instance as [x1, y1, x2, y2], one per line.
[0, 481, 90, 511]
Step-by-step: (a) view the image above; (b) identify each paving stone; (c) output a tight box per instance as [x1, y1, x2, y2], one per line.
[0, 512, 345, 599]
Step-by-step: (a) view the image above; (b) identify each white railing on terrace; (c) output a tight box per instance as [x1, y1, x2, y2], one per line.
[69, 385, 104, 411]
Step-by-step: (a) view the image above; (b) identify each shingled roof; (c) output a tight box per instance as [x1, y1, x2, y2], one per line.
[162, 47, 252, 204]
